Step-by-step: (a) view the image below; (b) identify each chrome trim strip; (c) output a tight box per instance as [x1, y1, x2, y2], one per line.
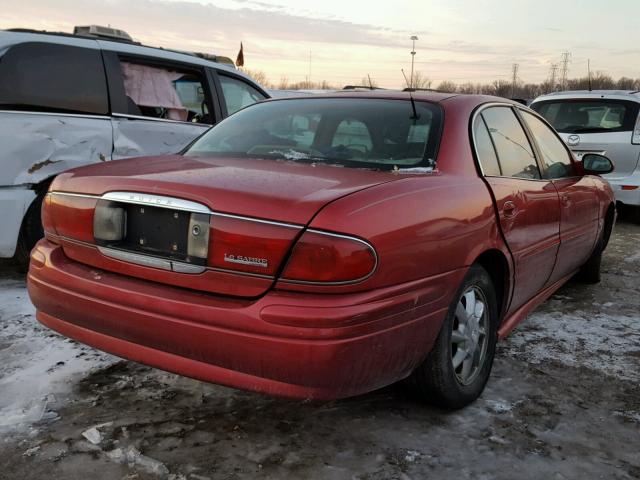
[99, 247, 173, 271]
[50, 191, 100, 200]
[210, 211, 303, 229]
[97, 247, 206, 274]
[279, 229, 378, 286]
[0, 110, 110, 120]
[102, 191, 212, 214]
[50, 191, 304, 229]
[56, 235, 273, 279]
[111, 112, 210, 127]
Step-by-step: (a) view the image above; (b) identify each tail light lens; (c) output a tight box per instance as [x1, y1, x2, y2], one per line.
[281, 230, 377, 284]
[42, 193, 57, 241]
[47, 193, 97, 243]
[207, 216, 299, 276]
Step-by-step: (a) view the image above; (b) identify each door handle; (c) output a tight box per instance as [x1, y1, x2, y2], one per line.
[503, 201, 517, 218]
[561, 194, 570, 206]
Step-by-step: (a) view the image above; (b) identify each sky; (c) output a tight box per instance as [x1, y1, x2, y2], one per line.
[1, 0, 639, 89]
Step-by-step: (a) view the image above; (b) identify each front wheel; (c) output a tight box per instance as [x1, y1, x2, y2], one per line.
[409, 264, 498, 409]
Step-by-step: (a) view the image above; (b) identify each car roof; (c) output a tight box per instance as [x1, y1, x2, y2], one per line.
[0, 29, 249, 81]
[260, 90, 524, 108]
[533, 90, 640, 104]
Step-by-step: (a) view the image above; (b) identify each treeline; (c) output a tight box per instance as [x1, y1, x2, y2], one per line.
[241, 68, 640, 99]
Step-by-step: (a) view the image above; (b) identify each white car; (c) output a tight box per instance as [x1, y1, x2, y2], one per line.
[531, 90, 640, 221]
[0, 26, 268, 264]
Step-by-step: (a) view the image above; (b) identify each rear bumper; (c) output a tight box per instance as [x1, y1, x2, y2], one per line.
[28, 240, 459, 400]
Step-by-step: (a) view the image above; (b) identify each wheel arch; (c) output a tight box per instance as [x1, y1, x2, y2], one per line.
[472, 249, 510, 323]
[602, 202, 615, 249]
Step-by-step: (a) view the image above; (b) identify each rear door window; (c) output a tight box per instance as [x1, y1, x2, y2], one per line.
[0, 42, 108, 115]
[473, 116, 501, 176]
[218, 74, 266, 115]
[532, 99, 640, 134]
[521, 111, 576, 179]
[481, 107, 541, 179]
[118, 60, 213, 124]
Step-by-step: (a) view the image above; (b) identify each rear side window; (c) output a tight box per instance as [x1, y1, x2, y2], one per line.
[0, 42, 108, 115]
[118, 60, 212, 123]
[532, 99, 640, 134]
[219, 74, 266, 115]
[521, 111, 576, 179]
[473, 116, 501, 176]
[481, 107, 541, 179]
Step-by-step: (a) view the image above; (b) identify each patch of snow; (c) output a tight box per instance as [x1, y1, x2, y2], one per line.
[504, 310, 640, 381]
[626, 251, 640, 262]
[0, 281, 116, 433]
[404, 450, 421, 462]
[81, 422, 112, 445]
[485, 399, 514, 414]
[394, 166, 434, 174]
[269, 149, 311, 161]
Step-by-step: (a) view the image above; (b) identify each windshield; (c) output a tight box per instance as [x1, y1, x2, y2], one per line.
[185, 98, 442, 170]
[532, 99, 640, 134]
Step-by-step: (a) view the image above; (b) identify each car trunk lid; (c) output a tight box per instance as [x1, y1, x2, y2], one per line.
[48, 155, 397, 297]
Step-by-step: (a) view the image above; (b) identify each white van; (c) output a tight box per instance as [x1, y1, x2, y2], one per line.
[531, 91, 640, 221]
[0, 27, 268, 263]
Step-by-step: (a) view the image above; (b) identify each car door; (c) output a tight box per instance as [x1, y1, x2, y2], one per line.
[102, 51, 216, 159]
[474, 106, 561, 311]
[519, 110, 600, 283]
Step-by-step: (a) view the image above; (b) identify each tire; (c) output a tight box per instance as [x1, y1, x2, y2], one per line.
[408, 264, 498, 409]
[13, 191, 46, 270]
[579, 209, 613, 284]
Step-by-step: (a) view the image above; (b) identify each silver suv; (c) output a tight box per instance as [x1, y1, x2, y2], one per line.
[531, 90, 640, 221]
[0, 27, 269, 264]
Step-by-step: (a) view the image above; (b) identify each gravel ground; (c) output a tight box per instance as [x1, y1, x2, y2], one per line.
[1, 216, 639, 480]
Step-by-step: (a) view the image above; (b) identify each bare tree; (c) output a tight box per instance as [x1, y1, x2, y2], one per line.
[436, 81, 457, 93]
[411, 71, 432, 89]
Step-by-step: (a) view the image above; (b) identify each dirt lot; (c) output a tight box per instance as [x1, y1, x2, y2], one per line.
[1, 216, 639, 480]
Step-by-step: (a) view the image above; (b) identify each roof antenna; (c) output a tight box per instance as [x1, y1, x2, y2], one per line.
[402, 69, 420, 120]
[588, 59, 592, 92]
[367, 74, 374, 90]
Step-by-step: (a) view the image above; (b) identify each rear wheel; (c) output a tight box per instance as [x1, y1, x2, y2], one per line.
[409, 264, 498, 409]
[579, 207, 614, 284]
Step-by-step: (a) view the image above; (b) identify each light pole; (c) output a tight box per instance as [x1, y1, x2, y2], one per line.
[410, 35, 418, 90]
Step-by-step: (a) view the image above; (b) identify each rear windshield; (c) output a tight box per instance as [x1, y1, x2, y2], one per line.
[185, 98, 442, 171]
[532, 99, 640, 134]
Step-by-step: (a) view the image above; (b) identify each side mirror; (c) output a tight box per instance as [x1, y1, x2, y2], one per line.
[582, 153, 614, 175]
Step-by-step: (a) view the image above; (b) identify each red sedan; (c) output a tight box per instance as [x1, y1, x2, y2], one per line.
[28, 92, 616, 409]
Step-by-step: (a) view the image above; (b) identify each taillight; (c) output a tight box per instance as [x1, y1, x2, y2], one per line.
[42, 193, 57, 242]
[207, 215, 299, 276]
[281, 230, 377, 284]
[49, 193, 97, 243]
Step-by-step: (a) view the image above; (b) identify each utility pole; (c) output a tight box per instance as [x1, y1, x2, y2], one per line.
[410, 35, 418, 90]
[307, 50, 312, 88]
[549, 63, 559, 92]
[560, 51, 571, 90]
[510, 63, 519, 98]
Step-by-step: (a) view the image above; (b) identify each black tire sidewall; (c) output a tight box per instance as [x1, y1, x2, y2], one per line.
[412, 264, 499, 409]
